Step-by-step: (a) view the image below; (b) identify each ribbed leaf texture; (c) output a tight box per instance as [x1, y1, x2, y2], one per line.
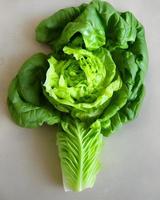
[57, 118, 103, 191]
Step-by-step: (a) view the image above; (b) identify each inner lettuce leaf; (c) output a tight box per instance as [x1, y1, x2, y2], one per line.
[43, 46, 122, 120]
[7, 0, 148, 192]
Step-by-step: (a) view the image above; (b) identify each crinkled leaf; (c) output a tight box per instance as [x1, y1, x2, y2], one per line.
[44, 46, 122, 120]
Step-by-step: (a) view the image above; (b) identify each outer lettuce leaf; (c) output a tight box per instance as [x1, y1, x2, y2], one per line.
[7, 54, 60, 128]
[52, 3, 106, 51]
[8, 77, 60, 128]
[100, 85, 145, 136]
[100, 13, 148, 136]
[57, 118, 102, 191]
[17, 53, 49, 105]
[100, 84, 129, 136]
[36, 4, 87, 44]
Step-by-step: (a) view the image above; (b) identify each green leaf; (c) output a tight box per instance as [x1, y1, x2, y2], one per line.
[100, 84, 129, 136]
[17, 53, 49, 105]
[36, 4, 87, 44]
[8, 77, 60, 128]
[57, 117, 102, 191]
[53, 3, 106, 51]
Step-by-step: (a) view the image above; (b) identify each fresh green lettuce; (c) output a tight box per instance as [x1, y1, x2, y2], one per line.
[7, 0, 148, 192]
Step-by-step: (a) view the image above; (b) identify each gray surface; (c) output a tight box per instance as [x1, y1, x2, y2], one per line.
[0, 0, 159, 199]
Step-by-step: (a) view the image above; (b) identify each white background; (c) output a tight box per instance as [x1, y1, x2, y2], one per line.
[0, 0, 159, 200]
